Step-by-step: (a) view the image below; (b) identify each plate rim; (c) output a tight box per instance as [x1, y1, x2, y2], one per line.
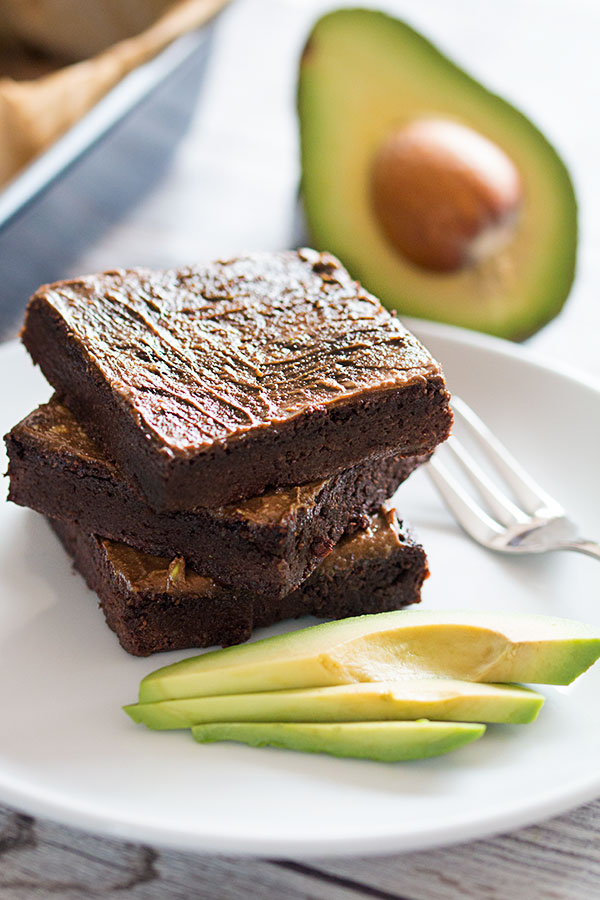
[0, 762, 598, 858]
[1, 319, 599, 857]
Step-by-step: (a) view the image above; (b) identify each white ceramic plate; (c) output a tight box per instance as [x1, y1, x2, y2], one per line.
[1, 321, 599, 857]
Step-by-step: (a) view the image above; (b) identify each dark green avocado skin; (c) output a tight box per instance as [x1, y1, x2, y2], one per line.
[298, 8, 578, 341]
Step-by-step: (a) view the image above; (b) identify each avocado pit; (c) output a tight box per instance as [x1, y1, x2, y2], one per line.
[370, 119, 522, 273]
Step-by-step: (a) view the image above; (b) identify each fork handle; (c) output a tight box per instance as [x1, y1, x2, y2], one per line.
[561, 540, 600, 561]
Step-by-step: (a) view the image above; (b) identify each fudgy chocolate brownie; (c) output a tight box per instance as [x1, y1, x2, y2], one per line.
[22, 249, 452, 511]
[6, 398, 428, 598]
[49, 508, 428, 656]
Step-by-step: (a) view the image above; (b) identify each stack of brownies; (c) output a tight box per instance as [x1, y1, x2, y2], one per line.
[5, 249, 452, 656]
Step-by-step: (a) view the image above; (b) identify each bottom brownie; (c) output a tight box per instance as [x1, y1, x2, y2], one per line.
[49, 508, 428, 657]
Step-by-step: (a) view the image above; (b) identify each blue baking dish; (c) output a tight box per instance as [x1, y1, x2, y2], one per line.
[0, 25, 215, 338]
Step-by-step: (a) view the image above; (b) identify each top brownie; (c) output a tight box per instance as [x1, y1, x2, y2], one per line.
[22, 249, 452, 511]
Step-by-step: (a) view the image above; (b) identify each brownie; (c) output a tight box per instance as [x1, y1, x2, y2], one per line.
[6, 398, 428, 598]
[49, 508, 428, 656]
[22, 249, 452, 511]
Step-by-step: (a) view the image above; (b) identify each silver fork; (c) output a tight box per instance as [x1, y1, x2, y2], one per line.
[426, 396, 600, 560]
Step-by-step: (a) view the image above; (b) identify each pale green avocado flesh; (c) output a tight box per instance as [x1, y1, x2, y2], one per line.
[191, 721, 486, 762]
[125, 679, 543, 730]
[298, 9, 577, 339]
[138, 610, 600, 703]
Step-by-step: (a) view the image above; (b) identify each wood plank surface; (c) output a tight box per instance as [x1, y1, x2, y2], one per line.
[2, 800, 600, 899]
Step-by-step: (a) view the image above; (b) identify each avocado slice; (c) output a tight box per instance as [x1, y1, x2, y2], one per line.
[125, 679, 543, 730]
[298, 9, 577, 339]
[191, 721, 486, 762]
[138, 610, 600, 702]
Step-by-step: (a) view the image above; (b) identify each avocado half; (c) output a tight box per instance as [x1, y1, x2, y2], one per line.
[298, 9, 578, 340]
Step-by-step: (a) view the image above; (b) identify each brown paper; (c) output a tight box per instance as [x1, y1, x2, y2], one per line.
[0, 0, 230, 187]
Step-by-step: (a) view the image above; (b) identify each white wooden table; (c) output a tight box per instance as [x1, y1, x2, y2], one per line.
[1, 1, 599, 896]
